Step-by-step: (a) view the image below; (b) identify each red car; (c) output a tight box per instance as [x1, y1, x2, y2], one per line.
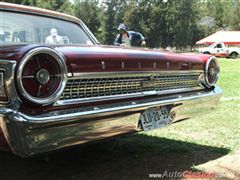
[0, 2, 222, 157]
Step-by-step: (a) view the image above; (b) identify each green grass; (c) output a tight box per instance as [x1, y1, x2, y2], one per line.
[136, 58, 240, 153]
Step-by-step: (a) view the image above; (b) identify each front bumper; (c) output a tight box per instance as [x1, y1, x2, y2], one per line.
[0, 86, 223, 157]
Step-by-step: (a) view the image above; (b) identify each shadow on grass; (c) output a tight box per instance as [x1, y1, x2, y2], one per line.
[0, 134, 230, 180]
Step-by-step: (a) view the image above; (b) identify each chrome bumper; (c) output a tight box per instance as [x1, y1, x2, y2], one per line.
[0, 86, 223, 157]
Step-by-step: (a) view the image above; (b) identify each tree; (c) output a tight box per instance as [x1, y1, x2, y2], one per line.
[100, 0, 127, 44]
[2, 0, 26, 4]
[3, 0, 236, 50]
[74, 0, 101, 39]
[228, 0, 240, 30]
[40, 0, 74, 15]
[2, 0, 74, 15]
[199, 0, 232, 32]
[147, 0, 176, 48]
[173, 0, 200, 50]
[124, 0, 152, 46]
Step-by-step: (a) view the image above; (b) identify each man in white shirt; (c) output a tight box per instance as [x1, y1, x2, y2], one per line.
[45, 28, 64, 44]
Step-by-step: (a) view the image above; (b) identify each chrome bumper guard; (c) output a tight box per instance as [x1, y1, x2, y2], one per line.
[0, 86, 222, 157]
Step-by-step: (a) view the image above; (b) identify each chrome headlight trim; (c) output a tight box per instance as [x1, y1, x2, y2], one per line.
[205, 56, 219, 88]
[17, 47, 68, 105]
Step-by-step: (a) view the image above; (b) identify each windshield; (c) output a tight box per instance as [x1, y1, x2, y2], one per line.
[209, 43, 223, 48]
[0, 11, 94, 45]
[209, 43, 217, 48]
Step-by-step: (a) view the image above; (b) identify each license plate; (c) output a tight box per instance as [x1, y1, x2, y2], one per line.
[140, 106, 171, 131]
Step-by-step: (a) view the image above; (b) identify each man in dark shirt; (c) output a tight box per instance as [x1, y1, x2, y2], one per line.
[114, 23, 146, 47]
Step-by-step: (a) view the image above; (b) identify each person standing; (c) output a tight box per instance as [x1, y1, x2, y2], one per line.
[114, 23, 146, 47]
[114, 23, 131, 47]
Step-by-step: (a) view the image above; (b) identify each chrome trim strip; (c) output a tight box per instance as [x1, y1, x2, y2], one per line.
[0, 69, 8, 104]
[71, 70, 204, 78]
[0, 60, 19, 107]
[16, 47, 68, 105]
[56, 87, 203, 106]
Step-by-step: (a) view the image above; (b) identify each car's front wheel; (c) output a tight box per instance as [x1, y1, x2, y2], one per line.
[203, 51, 210, 54]
[230, 52, 238, 59]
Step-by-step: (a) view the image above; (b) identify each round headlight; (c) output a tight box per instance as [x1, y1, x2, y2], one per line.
[17, 47, 67, 105]
[205, 57, 219, 87]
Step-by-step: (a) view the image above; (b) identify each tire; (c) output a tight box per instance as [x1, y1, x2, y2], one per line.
[203, 51, 210, 54]
[230, 52, 238, 59]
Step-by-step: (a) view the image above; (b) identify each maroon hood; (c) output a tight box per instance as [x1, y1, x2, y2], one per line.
[0, 44, 209, 74]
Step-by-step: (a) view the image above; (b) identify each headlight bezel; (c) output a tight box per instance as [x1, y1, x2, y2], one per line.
[16, 47, 68, 106]
[204, 56, 219, 88]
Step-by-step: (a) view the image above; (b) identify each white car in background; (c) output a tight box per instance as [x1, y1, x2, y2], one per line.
[197, 42, 240, 59]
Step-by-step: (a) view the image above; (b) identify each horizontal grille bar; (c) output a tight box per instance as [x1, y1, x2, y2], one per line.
[59, 73, 203, 101]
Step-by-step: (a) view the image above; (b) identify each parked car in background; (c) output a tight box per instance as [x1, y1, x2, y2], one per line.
[0, 2, 222, 157]
[197, 42, 240, 59]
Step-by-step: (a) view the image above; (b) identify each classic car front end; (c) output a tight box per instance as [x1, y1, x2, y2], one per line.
[0, 2, 222, 157]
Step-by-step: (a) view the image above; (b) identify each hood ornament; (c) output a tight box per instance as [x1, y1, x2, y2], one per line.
[101, 61, 106, 70]
[166, 62, 170, 69]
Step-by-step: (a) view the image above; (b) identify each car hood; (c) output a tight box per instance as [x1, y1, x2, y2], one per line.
[54, 45, 206, 74]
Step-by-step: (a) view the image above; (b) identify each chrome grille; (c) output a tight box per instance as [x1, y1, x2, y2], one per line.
[60, 73, 203, 101]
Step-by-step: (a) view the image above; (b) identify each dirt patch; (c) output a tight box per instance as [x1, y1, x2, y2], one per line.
[196, 151, 240, 179]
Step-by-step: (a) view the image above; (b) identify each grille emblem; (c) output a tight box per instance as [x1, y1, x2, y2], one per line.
[142, 75, 156, 88]
[121, 61, 125, 69]
[101, 61, 106, 69]
[153, 62, 157, 69]
[138, 62, 141, 69]
[166, 62, 170, 69]
[189, 62, 192, 68]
